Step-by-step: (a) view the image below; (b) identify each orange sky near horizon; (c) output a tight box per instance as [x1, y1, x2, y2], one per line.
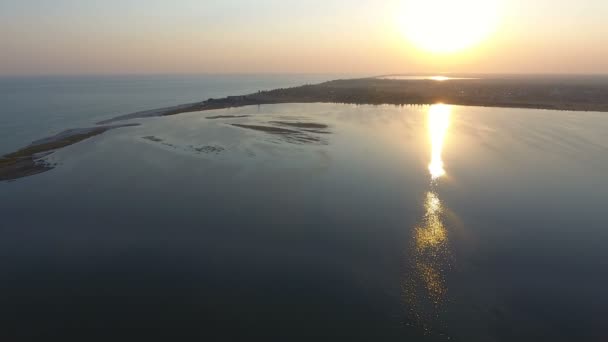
[1, 0, 607, 75]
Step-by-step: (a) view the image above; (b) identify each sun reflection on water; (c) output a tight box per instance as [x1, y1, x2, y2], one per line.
[428, 76, 449, 82]
[404, 104, 453, 333]
[415, 192, 447, 252]
[413, 191, 449, 302]
[428, 104, 451, 180]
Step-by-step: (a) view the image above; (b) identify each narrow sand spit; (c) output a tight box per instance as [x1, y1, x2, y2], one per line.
[0, 124, 138, 181]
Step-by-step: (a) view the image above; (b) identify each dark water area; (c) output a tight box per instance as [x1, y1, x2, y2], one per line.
[1, 104, 607, 341]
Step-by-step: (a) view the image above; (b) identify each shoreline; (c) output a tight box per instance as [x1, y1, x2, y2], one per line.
[2, 76, 607, 181]
[100, 77, 608, 124]
[0, 124, 138, 181]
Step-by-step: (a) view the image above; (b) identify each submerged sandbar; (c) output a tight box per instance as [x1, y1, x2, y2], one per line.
[3, 75, 608, 181]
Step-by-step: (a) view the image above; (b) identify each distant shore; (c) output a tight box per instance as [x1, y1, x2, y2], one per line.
[2, 76, 608, 181]
[100, 76, 608, 124]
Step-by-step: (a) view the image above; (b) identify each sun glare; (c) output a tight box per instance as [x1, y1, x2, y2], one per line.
[428, 104, 451, 180]
[399, 0, 501, 54]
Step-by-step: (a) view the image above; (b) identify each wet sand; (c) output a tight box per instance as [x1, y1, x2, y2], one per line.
[231, 122, 329, 145]
[206, 114, 251, 119]
[0, 124, 138, 181]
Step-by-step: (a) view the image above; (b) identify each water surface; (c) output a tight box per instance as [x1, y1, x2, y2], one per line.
[377, 75, 479, 81]
[0, 74, 346, 155]
[1, 103, 607, 341]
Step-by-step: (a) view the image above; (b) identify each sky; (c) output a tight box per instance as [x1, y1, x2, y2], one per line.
[1, 0, 607, 75]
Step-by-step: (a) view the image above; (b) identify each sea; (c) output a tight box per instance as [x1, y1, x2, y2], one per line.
[1, 75, 607, 341]
[0, 74, 349, 155]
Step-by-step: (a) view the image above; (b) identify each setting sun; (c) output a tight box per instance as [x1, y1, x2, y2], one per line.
[1, 1, 608, 340]
[399, 0, 502, 54]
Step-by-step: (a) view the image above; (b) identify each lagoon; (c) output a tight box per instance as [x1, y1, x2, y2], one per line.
[1, 103, 607, 341]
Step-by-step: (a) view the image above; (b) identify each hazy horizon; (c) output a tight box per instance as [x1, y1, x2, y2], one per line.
[3, 72, 608, 79]
[2, 0, 607, 76]
[2, 3, 608, 340]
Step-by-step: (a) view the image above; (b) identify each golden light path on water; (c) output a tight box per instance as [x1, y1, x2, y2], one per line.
[428, 104, 451, 180]
[428, 76, 449, 82]
[413, 191, 448, 301]
[405, 104, 452, 332]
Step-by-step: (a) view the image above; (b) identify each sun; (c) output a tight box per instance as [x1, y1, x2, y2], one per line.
[399, 0, 501, 54]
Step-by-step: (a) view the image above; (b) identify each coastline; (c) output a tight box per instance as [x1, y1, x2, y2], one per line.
[2, 76, 607, 181]
[100, 77, 608, 125]
[0, 124, 138, 181]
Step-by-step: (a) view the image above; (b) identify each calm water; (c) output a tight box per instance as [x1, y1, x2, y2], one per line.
[1, 103, 607, 341]
[0, 74, 346, 155]
[377, 75, 479, 81]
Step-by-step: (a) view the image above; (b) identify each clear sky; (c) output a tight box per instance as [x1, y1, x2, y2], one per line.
[1, 0, 607, 75]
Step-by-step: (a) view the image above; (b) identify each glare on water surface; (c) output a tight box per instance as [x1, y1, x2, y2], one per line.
[404, 104, 454, 330]
[428, 104, 451, 180]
